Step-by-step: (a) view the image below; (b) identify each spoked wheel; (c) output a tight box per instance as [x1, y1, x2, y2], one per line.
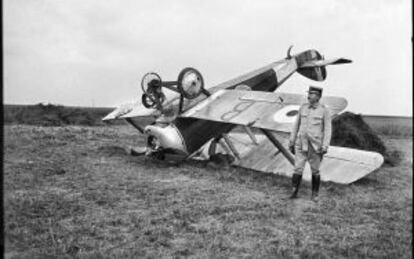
[141, 72, 165, 109]
[177, 68, 205, 99]
[142, 92, 165, 108]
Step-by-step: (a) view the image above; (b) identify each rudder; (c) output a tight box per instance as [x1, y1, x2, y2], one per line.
[295, 49, 327, 81]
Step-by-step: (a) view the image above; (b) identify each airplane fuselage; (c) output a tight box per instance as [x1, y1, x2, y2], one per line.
[144, 58, 298, 160]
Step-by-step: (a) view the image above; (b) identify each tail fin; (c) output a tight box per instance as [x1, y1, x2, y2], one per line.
[294, 49, 352, 81]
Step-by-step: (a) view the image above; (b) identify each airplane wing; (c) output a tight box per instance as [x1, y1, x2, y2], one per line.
[102, 101, 159, 133]
[102, 102, 156, 121]
[102, 95, 191, 121]
[180, 89, 347, 133]
[196, 130, 383, 184]
[183, 89, 383, 184]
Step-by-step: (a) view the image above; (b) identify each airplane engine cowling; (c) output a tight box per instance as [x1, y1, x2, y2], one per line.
[144, 123, 189, 160]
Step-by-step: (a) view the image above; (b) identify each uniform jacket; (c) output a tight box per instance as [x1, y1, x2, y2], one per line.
[289, 102, 332, 152]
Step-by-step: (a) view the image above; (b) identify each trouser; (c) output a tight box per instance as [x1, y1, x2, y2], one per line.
[293, 141, 321, 176]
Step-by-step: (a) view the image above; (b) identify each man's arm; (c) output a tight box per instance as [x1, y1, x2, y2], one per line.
[289, 106, 301, 147]
[321, 107, 332, 152]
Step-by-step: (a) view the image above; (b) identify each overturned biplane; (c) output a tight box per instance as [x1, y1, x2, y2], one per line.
[103, 47, 383, 184]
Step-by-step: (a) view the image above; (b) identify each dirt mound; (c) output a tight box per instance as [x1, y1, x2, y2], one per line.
[331, 112, 400, 165]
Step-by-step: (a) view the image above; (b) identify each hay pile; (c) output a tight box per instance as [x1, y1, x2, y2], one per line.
[331, 112, 401, 166]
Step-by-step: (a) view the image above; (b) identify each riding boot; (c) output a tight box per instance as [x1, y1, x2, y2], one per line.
[311, 174, 321, 201]
[289, 173, 302, 199]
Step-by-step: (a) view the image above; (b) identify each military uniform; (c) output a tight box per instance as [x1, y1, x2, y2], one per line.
[290, 102, 331, 175]
[288, 86, 332, 200]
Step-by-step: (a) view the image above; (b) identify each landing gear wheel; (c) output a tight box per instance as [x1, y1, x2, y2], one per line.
[177, 68, 204, 99]
[141, 72, 165, 109]
[142, 92, 165, 108]
[142, 93, 156, 108]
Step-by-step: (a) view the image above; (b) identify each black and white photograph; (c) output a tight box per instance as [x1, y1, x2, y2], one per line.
[3, 0, 412, 257]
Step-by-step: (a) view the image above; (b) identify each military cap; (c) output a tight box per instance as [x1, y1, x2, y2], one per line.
[308, 86, 323, 96]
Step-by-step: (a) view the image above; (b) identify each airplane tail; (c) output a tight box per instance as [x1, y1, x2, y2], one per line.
[292, 49, 352, 81]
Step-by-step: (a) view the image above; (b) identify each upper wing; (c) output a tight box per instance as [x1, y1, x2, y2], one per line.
[181, 89, 347, 133]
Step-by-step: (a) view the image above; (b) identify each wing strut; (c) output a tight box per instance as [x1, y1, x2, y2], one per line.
[243, 126, 259, 145]
[222, 134, 241, 160]
[207, 135, 241, 160]
[125, 118, 144, 134]
[260, 129, 295, 165]
[208, 137, 231, 157]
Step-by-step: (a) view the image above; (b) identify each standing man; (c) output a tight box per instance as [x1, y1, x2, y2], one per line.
[288, 86, 332, 200]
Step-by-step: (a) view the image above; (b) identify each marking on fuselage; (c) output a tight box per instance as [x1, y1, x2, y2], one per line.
[221, 99, 256, 122]
[273, 105, 300, 123]
[286, 110, 298, 117]
[240, 94, 283, 104]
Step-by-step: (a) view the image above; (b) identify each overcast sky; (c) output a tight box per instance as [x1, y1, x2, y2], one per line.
[3, 0, 412, 116]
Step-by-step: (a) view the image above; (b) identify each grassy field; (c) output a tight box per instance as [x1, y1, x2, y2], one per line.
[363, 115, 412, 137]
[4, 124, 412, 258]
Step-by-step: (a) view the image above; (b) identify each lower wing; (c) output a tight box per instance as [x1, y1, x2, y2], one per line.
[102, 102, 158, 133]
[196, 129, 383, 184]
[102, 102, 156, 121]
